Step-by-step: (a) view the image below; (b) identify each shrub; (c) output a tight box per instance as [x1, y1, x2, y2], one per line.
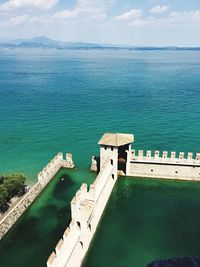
[0, 174, 27, 212]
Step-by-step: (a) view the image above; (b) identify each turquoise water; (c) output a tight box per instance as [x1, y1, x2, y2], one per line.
[0, 49, 200, 182]
[0, 48, 200, 266]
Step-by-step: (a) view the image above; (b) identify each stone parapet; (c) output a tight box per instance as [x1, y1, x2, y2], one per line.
[128, 149, 200, 181]
[0, 152, 74, 240]
[47, 159, 117, 267]
[130, 149, 200, 165]
[0, 182, 42, 240]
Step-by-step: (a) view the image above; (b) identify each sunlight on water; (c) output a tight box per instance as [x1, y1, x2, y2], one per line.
[0, 49, 200, 267]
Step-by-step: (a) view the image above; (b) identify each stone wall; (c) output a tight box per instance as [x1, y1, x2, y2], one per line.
[90, 156, 98, 172]
[47, 158, 117, 267]
[46, 133, 200, 267]
[0, 182, 42, 240]
[0, 152, 74, 240]
[127, 149, 200, 180]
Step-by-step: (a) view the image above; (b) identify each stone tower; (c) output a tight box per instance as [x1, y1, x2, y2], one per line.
[98, 133, 134, 175]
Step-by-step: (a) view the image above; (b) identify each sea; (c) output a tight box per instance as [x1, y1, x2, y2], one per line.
[0, 48, 200, 267]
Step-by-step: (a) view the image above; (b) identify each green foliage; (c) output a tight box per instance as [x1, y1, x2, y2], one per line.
[0, 185, 9, 212]
[0, 174, 27, 212]
[0, 175, 4, 184]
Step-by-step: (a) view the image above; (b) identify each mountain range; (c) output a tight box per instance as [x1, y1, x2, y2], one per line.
[0, 36, 200, 50]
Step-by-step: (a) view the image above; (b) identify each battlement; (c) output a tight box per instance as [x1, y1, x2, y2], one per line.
[128, 149, 200, 181]
[47, 156, 117, 267]
[46, 132, 200, 267]
[47, 219, 81, 267]
[130, 150, 200, 165]
[0, 151, 75, 241]
[38, 153, 75, 187]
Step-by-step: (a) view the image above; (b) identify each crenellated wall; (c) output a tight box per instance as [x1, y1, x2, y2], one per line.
[47, 158, 117, 267]
[127, 150, 200, 180]
[38, 152, 65, 188]
[46, 133, 200, 267]
[0, 153, 74, 240]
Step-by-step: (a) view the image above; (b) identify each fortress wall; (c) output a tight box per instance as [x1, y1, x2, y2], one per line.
[128, 150, 200, 180]
[38, 153, 64, 188]
[91, 160, 114, 202]
[0, 182, 42, 240]
[47, 159, 117, 267]
[0, 152, 73, 240]
[100, 146, 118, 171]
[87, 162, 115, 234]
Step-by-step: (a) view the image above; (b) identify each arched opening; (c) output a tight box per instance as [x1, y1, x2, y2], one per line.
[118, 144, 129, 175]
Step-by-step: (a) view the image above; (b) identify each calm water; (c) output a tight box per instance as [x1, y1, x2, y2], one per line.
[0, 48, 200, 266]
[83, 178, 200, 267]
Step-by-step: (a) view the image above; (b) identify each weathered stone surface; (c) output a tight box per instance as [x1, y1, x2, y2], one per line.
[0, 182, 42, 239]
[65, 153, 75, 169]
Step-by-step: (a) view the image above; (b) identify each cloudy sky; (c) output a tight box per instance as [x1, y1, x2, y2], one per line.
[0, 0, 200, 46]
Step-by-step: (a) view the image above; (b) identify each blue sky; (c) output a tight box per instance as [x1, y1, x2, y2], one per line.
[0, 0, 200, 46]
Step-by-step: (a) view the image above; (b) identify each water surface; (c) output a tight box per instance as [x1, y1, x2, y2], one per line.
[0, 48, 200, 267]
[83, 178, 200, 267]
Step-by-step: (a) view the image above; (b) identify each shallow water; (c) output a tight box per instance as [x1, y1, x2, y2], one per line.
[0, 48, 200, 267]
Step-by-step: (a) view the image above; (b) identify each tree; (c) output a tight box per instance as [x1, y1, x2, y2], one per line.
[0, 175, 4, 184]
[4, 174, 26, 198]
[0, 185, 8, 212]
[0, 173, 27, 212]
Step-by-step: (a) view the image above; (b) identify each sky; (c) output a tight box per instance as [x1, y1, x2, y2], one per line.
[0, 0, 200, 46]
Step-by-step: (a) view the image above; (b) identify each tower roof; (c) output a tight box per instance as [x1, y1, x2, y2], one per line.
[98, 133, 134, 147]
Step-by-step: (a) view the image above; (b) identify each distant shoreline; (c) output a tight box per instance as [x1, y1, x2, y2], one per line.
[0, 36, 199, 51]
[1, 46, 200, 51]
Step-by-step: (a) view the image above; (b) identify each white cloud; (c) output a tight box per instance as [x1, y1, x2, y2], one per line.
[1, 0, 111, 27]
[53, 9, 79, 19]
[114, 9, 143, 22]
[169, 10, 200, 23]
[1, 14, 30, 26]
[53, 0, 112, 21]
[0, 0, 59, 11]
[150, 5, 170, 14]
[127, 10, 200, 28]
[77, 0, 115, 10]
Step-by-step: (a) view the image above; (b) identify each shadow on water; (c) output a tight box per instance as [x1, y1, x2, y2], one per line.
[83, 178, 200, 267]
[0, 169, 80, 267]
[53, 174, 74, 200]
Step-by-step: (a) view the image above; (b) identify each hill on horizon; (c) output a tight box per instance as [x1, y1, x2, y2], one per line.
[0, 36, 200, 50]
